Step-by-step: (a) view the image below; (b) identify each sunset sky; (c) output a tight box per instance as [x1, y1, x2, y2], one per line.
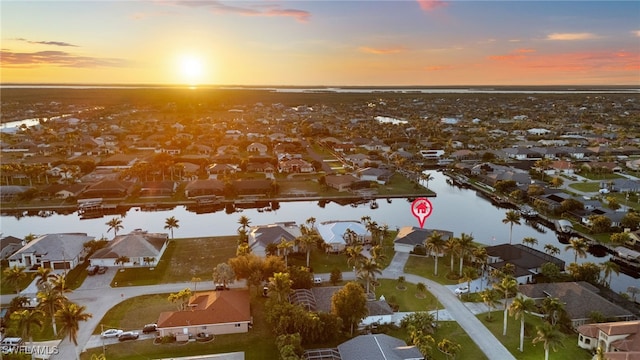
[1, 0, 639, 86]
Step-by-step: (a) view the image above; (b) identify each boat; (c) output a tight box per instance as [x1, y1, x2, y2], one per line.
[518, 205, 538, 219]
[554, 220, 573, 234]
[612, 246, 640, 271]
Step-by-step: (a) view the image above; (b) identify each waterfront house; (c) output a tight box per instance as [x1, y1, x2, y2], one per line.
[248, 222, 301, 257]
[393, 226, 454, 253]
[485, 244, 565, 284]
[139, 181, 176, 198]
[8, 233, 94, 271]
[356, 167, 392, 185]
[316, 220, 368, 252]
[89, 229, 168, 267]
[0, 236, 23, 260]
[324, 174, 359, 192]
[518, 282, 636, 328]
[156, 289, 251, 338]
[184, 179, 225, 198]
[80, 180, 133, 199]
[577, 320, 640, 355]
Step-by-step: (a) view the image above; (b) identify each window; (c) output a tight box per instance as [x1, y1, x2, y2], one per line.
[235, 324, 241, 327]
[585, 338, 591, 345]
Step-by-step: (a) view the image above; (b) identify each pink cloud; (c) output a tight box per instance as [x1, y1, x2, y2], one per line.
[358, 46, 406, 55]
[546, 32, 599, 41]
[416, 0, 448, 12]
[165, 1, 311, 23]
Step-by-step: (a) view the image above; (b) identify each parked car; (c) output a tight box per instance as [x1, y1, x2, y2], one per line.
[118, 331, 139, 341]
[97, 266, 107, 274]
[215, 283, 227, 291]
[101, 329, 123, 338]
[87, 265, 99, 275]
[454, 286, 469, 295]
[142, 323, 157, 334]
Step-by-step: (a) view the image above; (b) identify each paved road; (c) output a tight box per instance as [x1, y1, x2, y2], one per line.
[20, 251, 515, 360]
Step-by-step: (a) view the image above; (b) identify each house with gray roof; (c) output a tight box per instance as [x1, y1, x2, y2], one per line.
[304, 334, 424, 360]
[317, 220, 368, 253]
[518, 282, 636, 328]
[0, 236, 23, 260]
[485, 243, 565, 284]
[90, 229, 168, 267]
[249, 222, 301, 257]
[8, 233, 94, 271]
[393, 226, 454, 253]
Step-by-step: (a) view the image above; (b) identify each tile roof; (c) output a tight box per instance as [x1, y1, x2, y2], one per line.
[157, 290, 251, 328]
[9, 233, 93, 261]
[91, 230, 167, 259]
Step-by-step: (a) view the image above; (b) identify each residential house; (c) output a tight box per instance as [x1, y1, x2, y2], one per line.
[40, 183, 87, 199]
[291, 287, 395, 327]
[139, 181, 176, 197]
[485, 244, 565, 284]
[316, 220, 369, 252]
[207, 163, 238, 178]
[90, 229, 169, 267]
[279, 158, 314, 173]
[577, 320, 640, 356]
[357, 167, 392, 185]
[247, 142, 268, 155]
[232, 179, 274, 196]
[157, 290, 251, 338]
[324, 174, 359, 192]
[80, 180, 133, 199]
[8, 233, 94, 271]
[393, 226, 454, 253]
[249, 222, 301, 257]
[304, 334, 423, 360]
[518, 282, 636, 328]
[184, 179, 225, 198]
[0, 236, 23, 260]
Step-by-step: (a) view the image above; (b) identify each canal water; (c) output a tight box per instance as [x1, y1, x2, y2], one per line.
[1, 172, 637, 294]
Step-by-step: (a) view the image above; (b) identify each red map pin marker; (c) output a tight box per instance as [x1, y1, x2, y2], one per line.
[411, 198, 433, 228]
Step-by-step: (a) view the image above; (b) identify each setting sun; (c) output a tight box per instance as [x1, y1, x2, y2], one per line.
[179, 55, 204, 85]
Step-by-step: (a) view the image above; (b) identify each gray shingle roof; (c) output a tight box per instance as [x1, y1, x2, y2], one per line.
[337, 334, 424, 360]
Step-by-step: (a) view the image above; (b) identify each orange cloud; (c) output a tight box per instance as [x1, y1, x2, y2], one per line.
[416, 0, 448, 12]
[632, 30, 640, 37]
[0, 50, 129, 68]
[515, 48, 536, 53]
[546, 32, 598, 41]
[358, 46, 406, 55]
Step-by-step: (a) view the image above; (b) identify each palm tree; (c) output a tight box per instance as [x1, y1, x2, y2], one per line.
[425, 231, 446, 276]
[277, 237, 294, 266]
[268, 272, 292, 303]
[105, 217, 123, 237]
[565, 237, 589, 263]
[37, 284, 67, 336]
[542, 297, 565, 327]
[521, 237, 538, 248]
[445, 236, 461, 273]
[50, 274, 72, 296]
[3, 265, 27, 294]
[480, 288, 500, 321]
[56, 302, 92, 351]
[164, 216, 180, 239]
[460, 266, 477, 298]
[544, 244, 560, 256]
[600, 260, 620, 288]
[346, 244, 366, 270]
[298, 224, 318, 268]
[10, 309, 44, 360]
[357, 257, 382, 295]
[532, 322, 565, 360]
[115, 255, 130, 269]
[509, 295, 536, 352]
[370, 244, 387, 264]
[495, 276, 517, 336]
[421, 172, 434, 189]
[237, 215, 251, 231]
[502, 210, 521, 244]
[305, 217, 316, 230]
[35, 266, 56, 289]
[457, 233, 475, 275]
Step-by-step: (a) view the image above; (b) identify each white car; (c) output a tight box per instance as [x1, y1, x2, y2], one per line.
[454, 286, 469, 295]
[101, 329, 123, 338]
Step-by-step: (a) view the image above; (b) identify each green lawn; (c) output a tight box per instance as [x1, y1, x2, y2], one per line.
[375, 279, 440, 312]
[478, 311, 592, 360]
[577, 172, 624, 181]
[111, 236, 238, 287]
[404, 254, 463, 286]
[568, 181, 601, 193]
[81, 295, 278, 360]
